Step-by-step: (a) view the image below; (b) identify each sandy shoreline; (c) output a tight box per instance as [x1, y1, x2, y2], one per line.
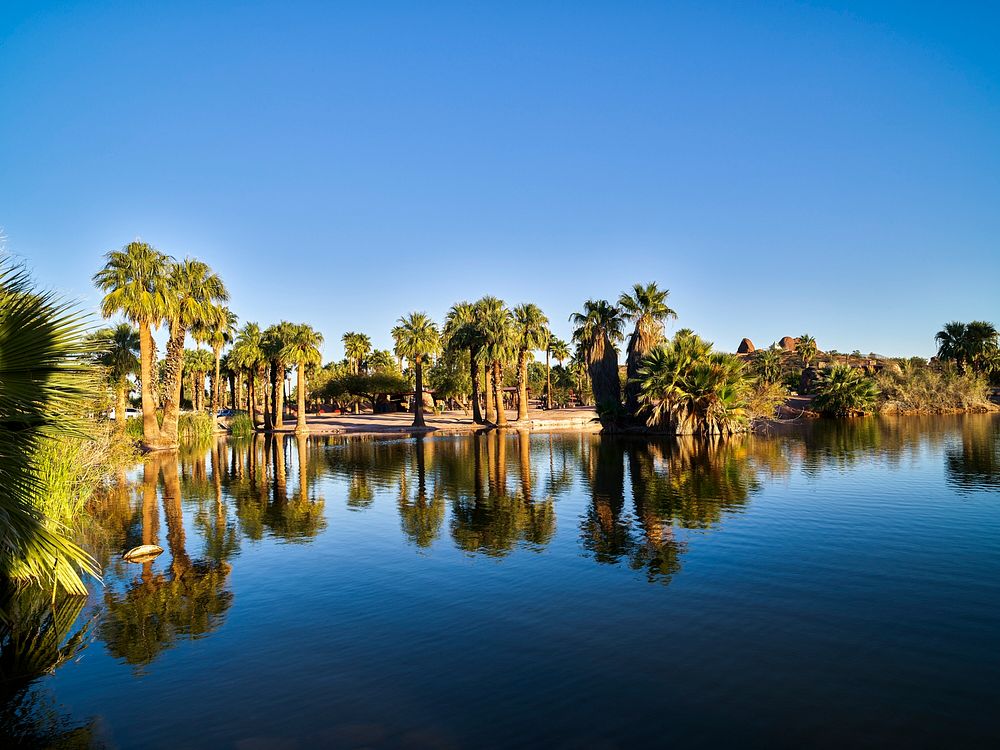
[244, 406, 602, 438]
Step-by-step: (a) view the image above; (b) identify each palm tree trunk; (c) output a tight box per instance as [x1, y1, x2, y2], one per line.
[412, 356, 426, 428]
[228, 371, 236, 410]
[545, 350, 552, 410]
[211, 347, 222, 415]
[158, 321, 186, 449]
[470, 347, 484, 424]
[483, 365, 495, 423]
[273, 363, 285, 429]
[247, 371, 257, 425]
[492, 360, 507, 426]
[115, 384, 128, 433]
[516, 350, 529, 421]
[295, 363, 308, 433]
[260, 366, 272, 430]
[138, 321, 162, 444]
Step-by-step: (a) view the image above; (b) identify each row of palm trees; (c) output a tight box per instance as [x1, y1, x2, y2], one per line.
[93, 242, 324, 448]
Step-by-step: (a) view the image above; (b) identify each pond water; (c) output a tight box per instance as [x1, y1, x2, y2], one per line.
[3, 415, 999, 748]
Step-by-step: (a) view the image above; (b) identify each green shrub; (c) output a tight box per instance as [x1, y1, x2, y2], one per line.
[178, 411, 215, 442]
[228, 413, 254, 438]
[813, 365, 880, 417]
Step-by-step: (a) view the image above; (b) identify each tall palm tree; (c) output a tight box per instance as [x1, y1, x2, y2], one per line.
[570, 299, 625, 414]
[342, 332, 372, 375]
[264, 321, 295, 429]
[93, 241, 170, 446]
[392, 313, 440, 428]
[367, 349, 397, 374]
[546, 337, 570, 409]
[231, 323, 266, 428]
[618, 282, 676, 415]
[964, 321, 999, 373]
[160, 259, 229, 447]
[512, 303, 549, 421]
[193, 307, 237, 416]
[444, 301, 485, 424]
[281, 323, 324, 433]
[478, 297, 514, 427]
[92, 323, 140, 430]
[1, 260, 99, 594]
[796, 334, 818, 369]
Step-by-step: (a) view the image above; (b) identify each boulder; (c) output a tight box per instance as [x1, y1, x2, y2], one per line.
[779, 336, 798, 351]
[737, 338, 755, 354]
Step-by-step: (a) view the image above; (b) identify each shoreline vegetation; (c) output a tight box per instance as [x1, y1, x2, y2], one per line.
[1, 243, 999, 597]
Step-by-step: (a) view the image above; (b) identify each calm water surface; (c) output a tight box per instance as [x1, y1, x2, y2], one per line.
[3, 415, 1000, 748]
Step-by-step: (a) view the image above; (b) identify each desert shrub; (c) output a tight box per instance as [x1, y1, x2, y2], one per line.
[875, 361, 991, 413]
[813, 365, 880, 417]
[746, 380, 788, 421]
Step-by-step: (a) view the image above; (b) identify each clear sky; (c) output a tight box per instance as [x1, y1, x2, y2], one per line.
[1, 0, 998, 359]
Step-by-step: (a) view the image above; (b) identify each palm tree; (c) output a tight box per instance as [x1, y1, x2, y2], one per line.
[263, 321, 295, 429]
[512, 303, 549, 421]
[570, 299, 625, 415]
[367, 349, 397, 374]
[342, 332, 372, 375]
[1, 260, 99, 594]
[813, 365, 880, 417]
[618, 282, 676, 414]
[444, 301, 485, 424]
[281, 323, 324, 433]
[193, 307, 237, 416]
[93, 241, 170, 446]
[160, 259, 229, 447]
[392, 313, 440, 428]
[92, 323, 140, 431]
[478, 298, 514, 427]
[752, 346, 784, 384]
[796, 334, 818, 369]
[546, 337, 570, 409]
[187, 348, 214, 411]
[231, 323, 266, 428]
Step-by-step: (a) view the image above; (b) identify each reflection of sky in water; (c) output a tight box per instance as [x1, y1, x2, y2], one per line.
[5, 414, 1000, 748]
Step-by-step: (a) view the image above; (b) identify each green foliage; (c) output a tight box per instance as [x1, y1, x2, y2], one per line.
[636, 333, 754, 435]
[178, 412, 215, 441]
[322, 372, 411, 406]
[0, 261, 101, 594]
[426, 350, 471, 402]
[875, 360, 991, 412]
[813, 365, 880, 417]
[228, 413, 254, 438]
[935, 320, 999, 375]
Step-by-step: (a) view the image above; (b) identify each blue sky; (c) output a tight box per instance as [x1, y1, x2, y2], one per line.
[1, 1, 998, 358]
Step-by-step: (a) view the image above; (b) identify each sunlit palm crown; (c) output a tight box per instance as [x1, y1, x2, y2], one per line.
[513, 303, 550, 353]
[91, 322, 140, 385]
[476, 297, 514, 359]
[231, 322, 266, 369]
[281, 323, 324, 366]
[392, 312, 441, 362]
[167, 258, 229, 329]
[193, 307, 238, 352]
[547, 337, 571, 362]
[619, 282, 676, 346]
[571, 299, 625, 352]
[92, 241, 172, 326]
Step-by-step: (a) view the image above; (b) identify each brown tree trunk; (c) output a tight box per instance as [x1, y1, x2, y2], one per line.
[412, 356, 426, 428]
[273, 362, 285, 429]
[212, 347, 222, 415]
[138, 321, 162, 445]
[492, 360, 507, 426]
[545, 350, 552, 410]
[158, 321, 186, 449]
[516, 349, 529, 421]
[295, 363, 309, 433]
[483, 365, 495, 423]
[247, 372, 257, 425]
[469, 347, 484, 424]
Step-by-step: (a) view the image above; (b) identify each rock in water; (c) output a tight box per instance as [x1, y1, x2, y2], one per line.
[122, 544, 164, 563]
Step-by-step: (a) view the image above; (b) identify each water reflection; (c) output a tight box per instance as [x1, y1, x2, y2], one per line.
[1, 414, 998, 746]
[947, 416, 1000, 492]
[98, 454, 234, 670]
